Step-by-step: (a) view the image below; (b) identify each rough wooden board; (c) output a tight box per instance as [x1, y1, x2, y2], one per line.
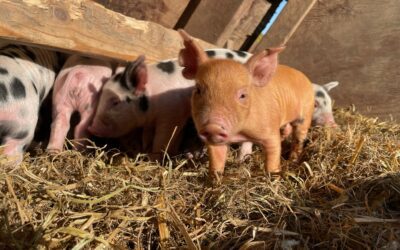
[184, 0, 258, 47]
[251, 0, 316, 50]
[257, 0, 400, 121]
[0, 0, 214, 63]
[226, 0, 271, 50]
[94, 0, 190, 29]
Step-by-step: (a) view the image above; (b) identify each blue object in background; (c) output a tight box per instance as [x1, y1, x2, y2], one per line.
[261, 0, 288, 35]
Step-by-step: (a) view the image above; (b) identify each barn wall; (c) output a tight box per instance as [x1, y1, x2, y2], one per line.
[93, 0, 190, 29]
[255, 0, 400, 121]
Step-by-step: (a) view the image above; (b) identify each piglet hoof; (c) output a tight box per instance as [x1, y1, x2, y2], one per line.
[209, 170, 223, 186]
[268, 171, 282, 182]
[238, 153, 252, 163]
[289, 151, 304, 163]
[46, 148, 61, 155]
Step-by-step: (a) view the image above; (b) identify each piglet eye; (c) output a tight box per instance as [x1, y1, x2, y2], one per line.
[110, 97, 121, 107]
[237, 89, 248, 104]
[195, 85, 201, 95]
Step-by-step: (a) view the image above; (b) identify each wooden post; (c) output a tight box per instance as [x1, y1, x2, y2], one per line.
[0, 0, 215, 63]
[183, 0, 270, 49]
[251, 0, 317, 52]
[281, 0, 317, 46]
[227, 0, 271, 50]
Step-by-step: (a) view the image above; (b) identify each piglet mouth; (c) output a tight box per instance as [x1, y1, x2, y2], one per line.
[88, 120, 114, 137]
[198, 124, 229, 145]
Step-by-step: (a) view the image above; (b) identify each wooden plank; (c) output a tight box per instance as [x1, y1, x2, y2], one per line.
[226, 0, 271, 50]
[251, 0, 316, 51]
[256, 0, 400, 121]
[93, 0, 190, 29]
[183, 0, 259, 47]
[0, 0, 215, 63]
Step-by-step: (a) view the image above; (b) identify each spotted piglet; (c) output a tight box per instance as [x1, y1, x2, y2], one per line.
[312, 81, 339, 127]
[89, 56, 194, 159]
[179, 30, 314, 179]
[0, 45, 59, 165]
[46, 55, 112, 152]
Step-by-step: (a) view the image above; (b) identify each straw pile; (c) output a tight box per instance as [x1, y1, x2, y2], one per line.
[1, 107, 399, 249]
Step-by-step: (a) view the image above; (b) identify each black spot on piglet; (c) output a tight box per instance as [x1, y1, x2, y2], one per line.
[13, 130, 29, 140]
[0, 67, 8, 75]
[234, 50, 247, 57]
[0, 123, 13, 145]
[226, 52, 234, 59]
[206, 50, 216, 57]
[316, 91, 325, 98]
[11, 77, 26, 99]
[156, 61, 175, 74]
[0, 82, 8, 102]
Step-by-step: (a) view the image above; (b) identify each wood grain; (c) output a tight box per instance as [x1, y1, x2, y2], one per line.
[184, 0, 263, 47]
[94, 0, 190, 29]
[0, 0, 215, 63]
[227, 0, 271, 50]
[255, 0, 400, 121]
[251, 0, 316, 50]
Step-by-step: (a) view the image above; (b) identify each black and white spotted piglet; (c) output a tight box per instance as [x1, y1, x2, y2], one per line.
[0, 44, 59, 165]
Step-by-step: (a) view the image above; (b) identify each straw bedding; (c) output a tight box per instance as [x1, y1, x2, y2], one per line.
[1, 107, 399, 249]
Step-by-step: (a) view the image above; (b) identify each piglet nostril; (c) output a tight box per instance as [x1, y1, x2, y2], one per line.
[218, 132, 228, 138]
[200, 131, 210, 139]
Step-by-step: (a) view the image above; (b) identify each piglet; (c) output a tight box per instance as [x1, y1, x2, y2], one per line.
[46, 55, 112, 152]
[0, 44, 59, 165]
[312, 81, 339, 127]
[238, 81, 339, 160]
[178, 30, 314, 178]
[88, 56, 194, 160]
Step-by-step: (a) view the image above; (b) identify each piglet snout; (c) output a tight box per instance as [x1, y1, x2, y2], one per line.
[199, 124, 228, 144]
[315, 113, 337, 127]
[88, 119, 113, 137]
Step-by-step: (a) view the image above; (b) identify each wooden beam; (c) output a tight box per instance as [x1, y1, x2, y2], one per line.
[226, 0, 271, 50]
[183, 0, 263, 47]
[251, 0, 316, 52]
[0, 0, 215, 63]
[93, 0, 190, 29]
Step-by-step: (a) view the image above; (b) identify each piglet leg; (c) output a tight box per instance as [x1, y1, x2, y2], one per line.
[73, 111, 94, 150]
[262, 134, 282, 174]
[47, 108, 73, 152]
[208, 144, 228, 180]
[238, 142, 253, 161]
[289, 119, 310, 161]
[1, 138, 29, 166]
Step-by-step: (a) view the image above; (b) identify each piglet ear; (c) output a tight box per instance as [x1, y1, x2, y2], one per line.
[323, 81, 339, 92]
[178, 29, 209, 79]
[245, 47, 285, 87]
[124, 55, 147, 94]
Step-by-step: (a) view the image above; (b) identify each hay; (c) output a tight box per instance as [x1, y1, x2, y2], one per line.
[1, 107, 399, 249]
